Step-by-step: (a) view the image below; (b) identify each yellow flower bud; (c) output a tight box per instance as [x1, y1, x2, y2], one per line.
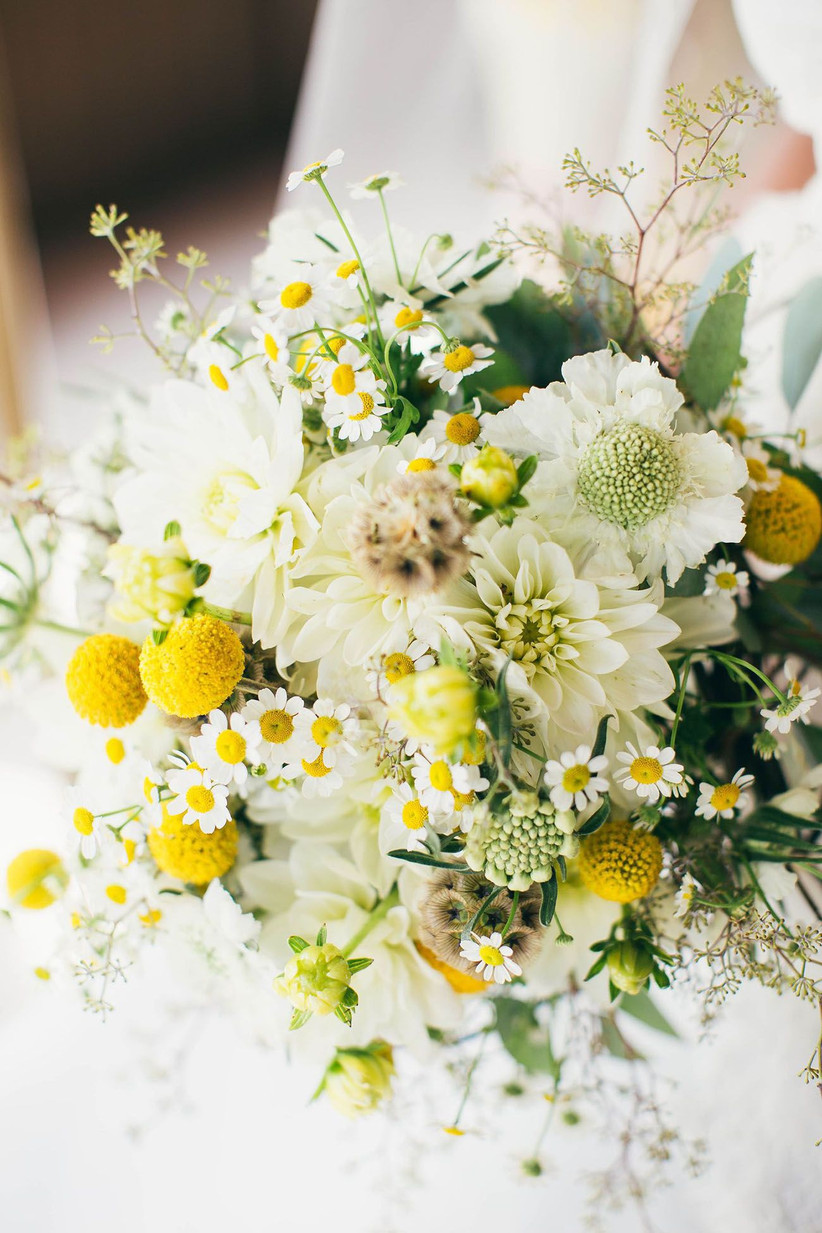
[389, 664, 477, 756]
[606, 941, 654, 995]
[324, 1043, 395, 1117]
[6, 849, 68, 910]
[460, 445, 519, 508]
[274, 942, 352, 1016]
[105, 536, 200, 625]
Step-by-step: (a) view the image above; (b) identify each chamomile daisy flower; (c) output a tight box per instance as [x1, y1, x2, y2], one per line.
[421, 402, 487, 464]
[695, 768, 755, 820]
[420, 342, 493, 394]
[674, 872, 703, 918]
[349, 171, 403, 199]
[187, 306, 237, 391]
[69, 802, 105, 861]
[396, 437, 448, 476]
[294, 699, 358, 768]
[240, 687, 306, 770]
[761, 683, 821, 734]
[459, 930, 522, 984]
[325, 387, 389, 442]
[190, 709, 262, 787]
[369, 639, 436, 693]
[259, 263, 331, 333]
[286, 148, 344, 192]
[411, 752, 488, 815]
[165, 761, 231, 834]
[615, 743, 685, 804]
[380, 784, 451, 853]
[379, 301, 436, 354]
[289, 752, 345, 799]
[544, 745, 609, 812]
[250, 317, 292, 386]
[742, 441, 781, 492]
[704, 559, 750, 601]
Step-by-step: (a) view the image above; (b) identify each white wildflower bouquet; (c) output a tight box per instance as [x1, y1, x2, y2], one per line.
[4, 81, 822, 1180]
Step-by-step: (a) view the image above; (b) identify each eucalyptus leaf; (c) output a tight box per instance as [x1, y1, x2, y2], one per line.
[618, 989, 679, 1037]
[495, 998, 560, 1077]
[681, 254, 753, 410]
[782, 277, 822, 410]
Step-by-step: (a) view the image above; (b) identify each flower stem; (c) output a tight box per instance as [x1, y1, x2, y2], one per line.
[316, 178, 384, 346]
[35, 618, 92, 639]
[201, 602, 253, 626]
[342, 885, 400, 957]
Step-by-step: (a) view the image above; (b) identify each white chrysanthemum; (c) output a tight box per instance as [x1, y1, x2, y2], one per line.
[190, 709, 262, 787]
[459, 930, 522, 984]
[483, 349, 748, 583]
[113, 369, 318, 650]
[415, 517, 677, 748]
[695, 767, 755, 820]
[544, 745, 609, 812]
[165, 763, 231, 833]
[240, 687, 305, 769]
[614, 743, 685, 805]
[420, 342, 493, 393]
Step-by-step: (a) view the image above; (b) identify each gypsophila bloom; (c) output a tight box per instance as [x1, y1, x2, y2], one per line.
[190, 709, 262, 786]
[240, 687, 305, 769]
[544, 745, 609, 812]
[286, 148, 344, 192]
[165, 760, 231, 833]
[465, 789, 578, 891]
[704, 559, 749, 601]
[421, 342, 493, 393]
[459, 931, 522, 985]
[695, 767, 755, 820]
[346, 471, 470, 598]
[615, 743, 685, 804]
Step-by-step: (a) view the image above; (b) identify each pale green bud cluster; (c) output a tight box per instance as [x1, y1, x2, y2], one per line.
[465, 789, 578, 892]
[105, 534, 204, 626]
[274, 941, 352, 1017]
[389, 664, 477, 756]
[323, 1043, 395, 1117]
[577, 422, 682, 530]
[460, 445, 519, 508]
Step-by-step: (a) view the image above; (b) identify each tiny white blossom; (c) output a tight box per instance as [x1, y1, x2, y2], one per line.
[704, 559, 750, 601]
[420, 342, 493, 393]
[544, 744, 609, 811]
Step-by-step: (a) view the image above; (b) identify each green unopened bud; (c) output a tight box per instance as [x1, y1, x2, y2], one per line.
[607, 941, 655, 995]
[388, 664, 477, 756]
[274, 942, 351, 1016]
[105, 536, 200, 625]
[460, 445, 519, 508]
[324, 1043, 395, 1117]
[753, 730, 779, 761]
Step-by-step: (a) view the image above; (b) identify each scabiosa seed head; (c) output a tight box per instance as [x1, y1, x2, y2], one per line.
[417, 868, 543, 978]
[346, 471, 471, 597]
[577, 422, 683, 531]
[465, 790, 578, 891]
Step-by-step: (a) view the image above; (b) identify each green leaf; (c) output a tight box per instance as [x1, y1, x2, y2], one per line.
[387, 850, 470, 871]
[584, 953, 608, 980]
[592, 713, 613, 759]
[289, 1008, 312, 1031]
[484, 280, 573, 388]
[315, 925, 327, 947]
[346, 957, 373, 974]
[163, 520, 181, 540]
[151, 628, 168, 646]
[516, 455, 538, 489]
[287, 935, 309, 954]
[539, 876, 558, 926]
[192, 561, 211, 588]
[577, 795, 611, 836]
[495, 657, 514, 763]
[681, 254, 753, 410]
[782, 277, 822, 410]
[618, 989, 678, 1037]
[386, 396, 421, 444]
[495, 998, 560, 1077]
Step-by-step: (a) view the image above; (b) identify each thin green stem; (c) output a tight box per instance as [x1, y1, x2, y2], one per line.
[34, 618, 92, 639]
[669, 652, 693, 746]
[379, 189, 403, 287]
[201, 602, 252, 626]
[316, 179, 384, 346]
[342, 885, 400, 957]
[501, 890, 520, 939]
[449, 1029, 490, 1131]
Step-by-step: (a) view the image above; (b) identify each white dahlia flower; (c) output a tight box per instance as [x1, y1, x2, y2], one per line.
[483, 349, 747, 583]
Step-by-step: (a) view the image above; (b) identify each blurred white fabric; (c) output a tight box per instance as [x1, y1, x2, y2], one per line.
[4, 3, 822, 1230]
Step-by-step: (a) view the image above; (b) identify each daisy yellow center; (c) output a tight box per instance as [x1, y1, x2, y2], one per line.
[209, 365, 229, 392]
[478, 944, 504, 967]
[140, 909, 162, 928]
[328, 335, 346, 356]
[350, 393, 375, 420]
[577, 423, 682, 530]
[395, 307, 423, 329]
[407, 457, 436, 473]
[562, 764, 591, 793]
[724, 416, 747, 440]
[710, 782, 740, 811]
[73, 807, 95, 836]
[384, 652, 415, 684]
[263, 333, 280, 362]
[280, 281, 313, 310]
[630, 756, 663, 785]
[332, 363, 357, 395]
[186, 784, 215, 813]
[443, 345, 475, 374]
[429, 760, 453, 791]
[336, 259, 359, 279]
[260, 708, 294, 743]
[123, 839, 137, 864]
[451, 789, 475, 809]
[143, 776, 157, 802]
[215, 730, 247, 765]
[105, 737, 126, 764]
[462, 730, 486, 766]
[106, 884, 127, 905]
[445, 412, 480, 445]
[714, 570, 738, 591]
[401, 800, 428, 830]
[311, 716, 342, 748]
[746, 457, 769, 484]
[302, 752, 332, 778]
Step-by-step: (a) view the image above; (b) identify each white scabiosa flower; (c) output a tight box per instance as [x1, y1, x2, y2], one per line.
[695, 768, 755, 820]
[285, 148, 344, 192]
[190, 709, 262, 787]
[614, 743, 685, 805]
[165, 762, 231, 833]
[544, 745, 609, 811]
[459, 931, 522, 984]
[703, 559, 750, 601]
[420, 342, 493, 393]
[483, 349, 747, 583]
[240, 687, 305, 769]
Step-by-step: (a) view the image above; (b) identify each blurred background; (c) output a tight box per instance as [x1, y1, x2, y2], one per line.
[2, 1, 822, 1230]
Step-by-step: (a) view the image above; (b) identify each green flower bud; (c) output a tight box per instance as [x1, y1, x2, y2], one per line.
[607, 941, 655, 995]
[324, 1043, 395, 1117]
[389, 664, 477, 756]
[274, 942, 352, 1016]
[460, 445, 519, 508]
[105, 536, 200, 625]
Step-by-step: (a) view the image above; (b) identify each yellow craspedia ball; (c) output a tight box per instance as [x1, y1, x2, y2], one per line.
[492, 384, 531, 406]
[7, 849, 67, 909]
[65, 634, 147, 727]
[744, 474, 822, 566]
[147, 804, 238, 884]
[139, 614, 245, 718]
[577, 817, 662, 904]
